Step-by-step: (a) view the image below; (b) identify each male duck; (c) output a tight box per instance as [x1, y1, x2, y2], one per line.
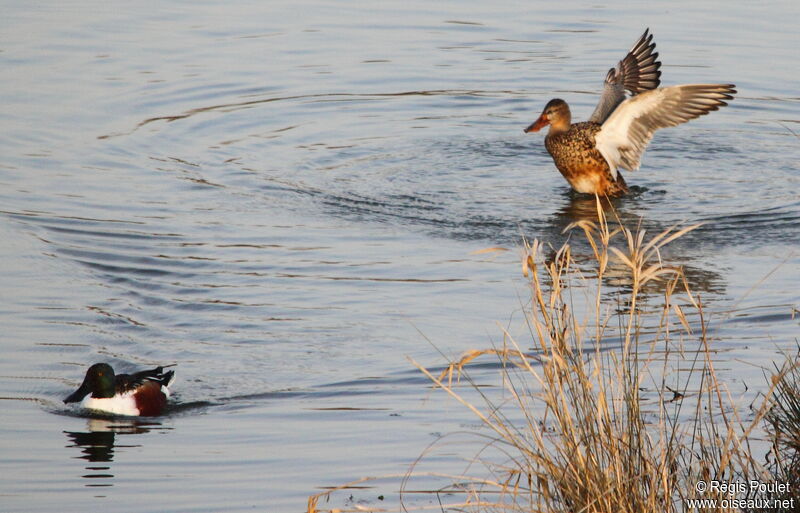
[524, 29, 736, 196]
[64, 363, 175, 416]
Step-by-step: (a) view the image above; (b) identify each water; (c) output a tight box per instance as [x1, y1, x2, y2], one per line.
[1, 1, 798, 511]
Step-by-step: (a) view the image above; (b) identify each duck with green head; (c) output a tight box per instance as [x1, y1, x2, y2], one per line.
[64, 363, 175, 416]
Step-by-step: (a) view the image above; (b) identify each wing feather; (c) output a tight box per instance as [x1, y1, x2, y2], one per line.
[115, 366, 175, 394]
[589, 29, 662, 123]
[595, 84, 736, 178]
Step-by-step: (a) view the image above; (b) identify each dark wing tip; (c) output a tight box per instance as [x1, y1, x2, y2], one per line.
[635, 28, 652, 47]
[161, 370, 175, 387]
[137, 366, 175, 386]
[616, 29, 662, 94]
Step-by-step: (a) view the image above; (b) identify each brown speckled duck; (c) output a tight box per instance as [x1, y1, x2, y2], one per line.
[524, 29, 736, 196]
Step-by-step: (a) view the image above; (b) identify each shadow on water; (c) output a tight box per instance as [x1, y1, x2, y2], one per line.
[239, 135, 800, 249]
[273, 178, 733, 299]
[545, 191, 729, 297]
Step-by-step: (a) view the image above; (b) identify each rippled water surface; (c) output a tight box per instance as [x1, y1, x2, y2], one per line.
[2, 1, 798, 511]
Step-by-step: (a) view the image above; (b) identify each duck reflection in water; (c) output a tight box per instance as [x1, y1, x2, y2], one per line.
[64, 418, 163, 487]
[539, 192, 724, 300]
[550, 189, 651, 232]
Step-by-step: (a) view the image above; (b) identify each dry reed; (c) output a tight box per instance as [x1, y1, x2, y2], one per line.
[309, 197, 799, 513]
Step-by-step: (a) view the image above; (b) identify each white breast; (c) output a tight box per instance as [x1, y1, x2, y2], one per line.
[570, 175, 601, 194]
[81, 392, 140, 416]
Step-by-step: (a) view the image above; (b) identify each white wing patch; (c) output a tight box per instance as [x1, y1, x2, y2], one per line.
[595, 84, 735, 179]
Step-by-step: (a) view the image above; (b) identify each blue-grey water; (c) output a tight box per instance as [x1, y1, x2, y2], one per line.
[1, 1, 798, 511]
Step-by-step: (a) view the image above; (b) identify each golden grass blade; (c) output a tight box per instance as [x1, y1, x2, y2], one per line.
[471, 246, 509, 255]
[608, 246, 634, 270]
[681, 273, 700, 309]
[651, 223, 704, 251]
[672, 303, 693, 335]
[640, 222, 682, 255]
[639, 266, 680, 286]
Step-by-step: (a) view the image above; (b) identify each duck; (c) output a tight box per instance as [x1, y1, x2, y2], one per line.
[64, 363, 175, 416]
[524, 29, 736, 196]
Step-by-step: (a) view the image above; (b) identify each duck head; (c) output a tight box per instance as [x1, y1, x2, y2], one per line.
[64, 363, 116, 403]
[524, 98, 571, 133]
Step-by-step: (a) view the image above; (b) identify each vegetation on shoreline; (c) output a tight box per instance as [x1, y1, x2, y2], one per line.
[308, 198, 799, 513]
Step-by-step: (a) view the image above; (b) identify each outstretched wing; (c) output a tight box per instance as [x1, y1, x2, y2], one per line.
[589, 29, 662, 124]
[594, 84, 736, 178]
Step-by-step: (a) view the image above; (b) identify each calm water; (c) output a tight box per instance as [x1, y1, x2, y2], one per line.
[2, 1, 798, 511]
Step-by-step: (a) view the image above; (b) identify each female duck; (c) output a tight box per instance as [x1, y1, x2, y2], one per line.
[524, 29, 735, 196]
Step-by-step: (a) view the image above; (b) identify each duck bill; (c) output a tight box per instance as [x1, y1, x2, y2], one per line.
[524, 114, 549, 133]
[64, 382, 90, 403]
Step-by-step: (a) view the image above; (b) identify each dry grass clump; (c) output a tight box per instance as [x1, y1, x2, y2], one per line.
[309, 198, 799, 513]
[768, 349, 800, 456]
[407, 199, 758, 513]
[762, 351, 800, 508]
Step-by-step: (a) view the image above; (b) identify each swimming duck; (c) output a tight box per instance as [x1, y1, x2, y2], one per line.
[64, 363, 175, 416]
[524, 29, 736, 196]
